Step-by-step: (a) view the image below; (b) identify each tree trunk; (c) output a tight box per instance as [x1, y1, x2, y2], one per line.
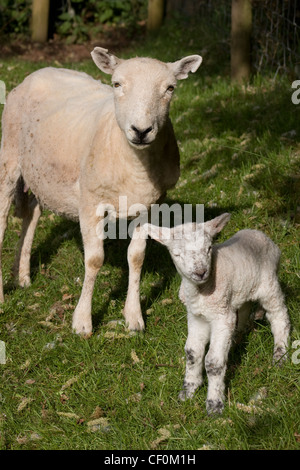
[231, 0, 252, 82]
[147, 0, 164, 31]
[31, 0, 50, 42]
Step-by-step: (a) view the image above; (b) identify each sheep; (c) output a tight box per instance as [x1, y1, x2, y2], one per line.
[0, 47, 202, 335]
[143, 213, 290, 414]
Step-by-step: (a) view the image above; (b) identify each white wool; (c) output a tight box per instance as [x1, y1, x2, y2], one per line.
[144, 214, 290, 414]
[0, 48, 202, 335]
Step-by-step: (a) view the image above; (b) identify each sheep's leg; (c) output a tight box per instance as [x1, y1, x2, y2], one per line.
[178, 313, 210, 401]
[260, 285, 290, 365]
[72, 212, 104, 336]
[0, 202, 12, 303]
[123, 227, 146, 331]
[13, 198, 41, 288]
[0, 163, 20, 302]
[205, 313, 236, 415]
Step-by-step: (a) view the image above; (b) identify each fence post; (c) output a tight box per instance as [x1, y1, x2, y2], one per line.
[231, 0, 252, 82]
[147, 0, 165, 31]
[31, 0, 50, 42]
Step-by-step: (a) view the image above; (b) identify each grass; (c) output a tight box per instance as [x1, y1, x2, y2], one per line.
[0, 19, 299, 450]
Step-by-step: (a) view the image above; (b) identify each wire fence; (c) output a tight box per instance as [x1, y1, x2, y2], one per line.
[252, 0, 300, 75]
[168, 0, 300, 75]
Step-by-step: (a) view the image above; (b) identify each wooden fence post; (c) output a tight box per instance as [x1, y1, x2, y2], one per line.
[231, 0, 252, 82]
[147, 0, 164, 31]
[31, 0, 50, 42]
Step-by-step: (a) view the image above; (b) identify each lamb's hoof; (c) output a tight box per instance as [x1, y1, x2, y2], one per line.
[178, 390, 194, 401]
[206, 399, 224, 415]
[273, 347, 288, 367]
[178, 383, 197, 401]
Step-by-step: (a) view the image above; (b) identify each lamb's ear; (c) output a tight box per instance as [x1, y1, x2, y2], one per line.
[143, 223, 172, 245]
[91, 47, 122, 74]
[205, 213, 231, 237]
[169, 55, 202, 80]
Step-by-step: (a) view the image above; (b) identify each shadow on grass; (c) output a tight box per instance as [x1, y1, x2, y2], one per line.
[5, 195, 242, 330]
[15, 211, 179, 329]
[178, 79, 300, 217]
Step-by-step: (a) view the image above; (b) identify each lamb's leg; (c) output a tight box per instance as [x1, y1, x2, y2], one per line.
[260, 284, 290, 365]
[205, 313, 236, 415]
[72, 212, 104, 336]
[178, 313, 210, 401]
[13, 197, 41, 288]
[123, 226, 146, 331]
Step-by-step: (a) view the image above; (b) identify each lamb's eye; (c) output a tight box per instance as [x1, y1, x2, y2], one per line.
[173, 249, 181, 257]
[113, 82, 121, 88]
[167, 85, 175, 93]
[208, 246, 212, 253]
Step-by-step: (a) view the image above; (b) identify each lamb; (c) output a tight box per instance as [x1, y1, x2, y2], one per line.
[0, 47, 202, 335]
[144, 213, 290, 414]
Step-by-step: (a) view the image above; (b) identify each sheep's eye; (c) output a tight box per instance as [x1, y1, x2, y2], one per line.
[167, 85, 175, 93]
[207, 246, 212, 253]
[173, 249, 181, 257]
[113, 82, 121, 88]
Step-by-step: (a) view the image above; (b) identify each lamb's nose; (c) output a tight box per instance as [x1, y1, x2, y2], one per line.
[131, 125, 153, 143]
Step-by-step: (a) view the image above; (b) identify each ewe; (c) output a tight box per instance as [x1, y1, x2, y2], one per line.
[0, 47, 202, 335]
[144, 214, 290, 414]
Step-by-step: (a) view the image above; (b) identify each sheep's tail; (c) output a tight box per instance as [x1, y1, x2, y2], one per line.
[14, 176, 30, 219]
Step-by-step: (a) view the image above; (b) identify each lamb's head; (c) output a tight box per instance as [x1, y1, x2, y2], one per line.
[91, 47, 202, 149]
[144, 213, 231, 285]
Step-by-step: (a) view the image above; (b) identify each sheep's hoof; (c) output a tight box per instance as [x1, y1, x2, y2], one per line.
[123, 311, 145, 331]
[125, 319, 145, 331]
[72, 319, 92, 337]
[18, 276, 31, 288]
[206, 399, 224, 415]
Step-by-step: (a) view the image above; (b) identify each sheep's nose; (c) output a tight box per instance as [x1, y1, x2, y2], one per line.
[193, 269, 207, 280]
[131, 125, 153, 143]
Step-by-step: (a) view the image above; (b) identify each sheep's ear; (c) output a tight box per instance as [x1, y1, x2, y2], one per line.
[169, 55, 202, 80]
[143, 223, 172, 245]
[91, 47, 122, 74]
[205, 213, 231, 237]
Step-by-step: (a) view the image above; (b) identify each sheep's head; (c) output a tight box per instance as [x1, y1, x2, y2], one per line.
[143, 213, 231, 285]
[91, 47, 202, 149]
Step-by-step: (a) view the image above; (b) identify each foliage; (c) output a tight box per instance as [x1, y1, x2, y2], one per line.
[0, 0, 147, 42]
[0, 0, 31, 35]
[56, 0, 147, 43]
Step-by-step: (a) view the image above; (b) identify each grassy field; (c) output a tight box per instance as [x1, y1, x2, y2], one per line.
[0, 20, 299, 450]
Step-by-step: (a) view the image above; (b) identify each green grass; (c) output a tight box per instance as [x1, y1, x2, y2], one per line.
[0, 20, 299, 450]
